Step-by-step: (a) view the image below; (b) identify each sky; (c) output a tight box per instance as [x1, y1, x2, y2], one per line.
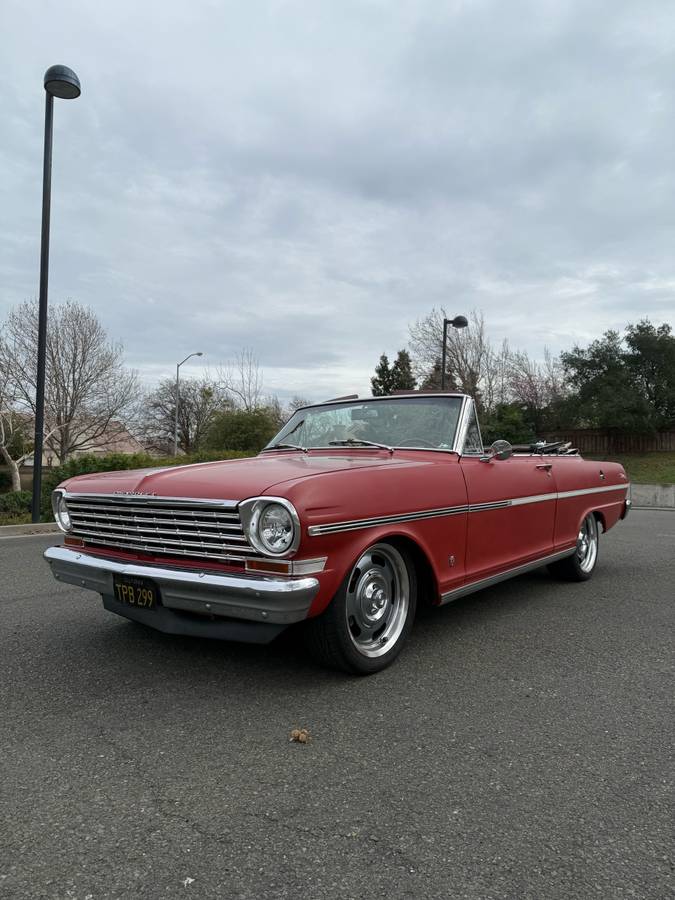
[1, 0, 674, 404]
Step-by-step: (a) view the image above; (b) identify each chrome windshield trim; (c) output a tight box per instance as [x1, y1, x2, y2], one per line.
[452, 396, 473, 454]
[291, 392, 469, 413]
[455, 396, 485, 456]
[266, 394, 467, 455]
[262, 446, 459, 455]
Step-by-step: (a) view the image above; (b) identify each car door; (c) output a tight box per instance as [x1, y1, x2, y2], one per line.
[460, 455, 558, 581]
[456, 405, 558, 582]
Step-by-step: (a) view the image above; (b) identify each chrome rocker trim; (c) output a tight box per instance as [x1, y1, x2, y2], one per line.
[440, 548, 575, 605]
[44, 546, 320, 643]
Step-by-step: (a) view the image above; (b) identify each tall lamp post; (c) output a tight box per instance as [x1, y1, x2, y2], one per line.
[440, 315, 468, 391]
[174, 352, 203, 455]
[32, 65, 81, 523]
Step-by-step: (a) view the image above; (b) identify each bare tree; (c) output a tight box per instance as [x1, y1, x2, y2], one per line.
[217, 348, 264, 411]
[0, 338, 62, 490]
[287, 395, 311, 414]
[265, 394, 313, 429]
[0, 299, 140, 464]
[408, 309, 497, 410]
[508, 347, 566, 431]
[482, 339, 512, 412]
[142, 375, 227, 454]
[1, 361, 31, 491]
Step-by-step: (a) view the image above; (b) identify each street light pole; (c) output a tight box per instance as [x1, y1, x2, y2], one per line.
[32, 65, 81, 523]
[174, 352, 203, 456]
[440, 315, 468, 391]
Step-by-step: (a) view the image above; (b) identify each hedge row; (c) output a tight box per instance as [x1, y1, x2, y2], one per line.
[0, 490, 32, 516]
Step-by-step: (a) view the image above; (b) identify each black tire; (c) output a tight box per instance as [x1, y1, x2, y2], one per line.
[303, 542, 417, 675]
[548, 513, 599, 582]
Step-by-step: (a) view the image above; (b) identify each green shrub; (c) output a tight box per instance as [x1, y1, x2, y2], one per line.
[39, 449, 254, 517]
[481, 403, 536, 447]
[0, 490, 31, 516]
[0, 470, 13, 493]
[205, 408, 279, 453]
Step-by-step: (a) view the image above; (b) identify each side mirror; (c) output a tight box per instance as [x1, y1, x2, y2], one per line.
[480, 439, 513, 463]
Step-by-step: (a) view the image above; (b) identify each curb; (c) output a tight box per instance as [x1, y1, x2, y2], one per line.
[630, 483, 675, 509]
[0, 522, 59, 538]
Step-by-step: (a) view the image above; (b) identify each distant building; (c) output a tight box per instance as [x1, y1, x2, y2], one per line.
[22, 420, 150, 467]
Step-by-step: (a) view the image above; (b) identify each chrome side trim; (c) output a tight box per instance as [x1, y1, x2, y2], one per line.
[307, 504, 468, 537]
[44, 546, 319, 626]
[468, 500, 511, 512]
[557, 484, 630, 500]
[440, 548, 576, 604]
[509, 492, 556, 507]
[308, 484, 630, 537]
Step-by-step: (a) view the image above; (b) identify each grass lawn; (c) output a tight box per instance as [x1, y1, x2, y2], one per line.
[589, 452, 675, 484]
[0, 513, 32, 527]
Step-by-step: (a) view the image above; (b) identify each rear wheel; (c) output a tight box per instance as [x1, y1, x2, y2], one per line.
[304, 542, 417, 675]
[548, 513, 599, 582]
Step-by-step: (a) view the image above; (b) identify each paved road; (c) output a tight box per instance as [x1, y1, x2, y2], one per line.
[1, 512, 672, 900]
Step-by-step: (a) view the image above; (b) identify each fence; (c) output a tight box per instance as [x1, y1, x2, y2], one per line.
[539, 430, 675, 455]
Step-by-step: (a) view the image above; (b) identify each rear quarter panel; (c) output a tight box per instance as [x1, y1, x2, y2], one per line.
[552, 457, 629, 548]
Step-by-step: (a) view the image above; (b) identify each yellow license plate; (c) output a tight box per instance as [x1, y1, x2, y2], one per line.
[112, 574, 159, 610]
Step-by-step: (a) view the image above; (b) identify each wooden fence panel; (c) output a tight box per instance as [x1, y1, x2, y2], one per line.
[540, 430, 675, 454]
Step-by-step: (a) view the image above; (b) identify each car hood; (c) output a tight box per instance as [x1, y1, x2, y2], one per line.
[60, 452, 428, 502]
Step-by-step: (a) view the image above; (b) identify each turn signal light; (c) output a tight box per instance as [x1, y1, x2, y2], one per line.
[245, 559, 291, 575]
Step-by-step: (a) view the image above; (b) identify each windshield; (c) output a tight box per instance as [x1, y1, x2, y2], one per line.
[265, 396, 464, 451]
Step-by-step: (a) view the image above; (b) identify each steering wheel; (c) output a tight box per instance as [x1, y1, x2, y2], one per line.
[399, 437, 436, 447]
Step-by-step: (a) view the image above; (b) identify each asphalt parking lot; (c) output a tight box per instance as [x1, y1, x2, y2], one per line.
[1, 510, 673, 900]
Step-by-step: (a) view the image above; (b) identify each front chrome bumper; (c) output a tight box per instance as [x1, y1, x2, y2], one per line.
[44, 546, 320, 641]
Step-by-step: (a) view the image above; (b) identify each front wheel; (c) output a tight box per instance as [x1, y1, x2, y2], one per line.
[548, 513, 599, 582]
[304, 542, 417, 675]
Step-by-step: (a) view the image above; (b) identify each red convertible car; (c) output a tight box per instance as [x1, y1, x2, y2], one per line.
[45, 393, 630, 674]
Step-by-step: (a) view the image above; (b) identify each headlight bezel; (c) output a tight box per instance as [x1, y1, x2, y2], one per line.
[239, 496, 300, 557]
[52, 489, 72, 533]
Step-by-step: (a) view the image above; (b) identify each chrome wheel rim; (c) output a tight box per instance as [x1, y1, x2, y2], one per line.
[577, 514, 598, 573]
[345, 544, 410, 658]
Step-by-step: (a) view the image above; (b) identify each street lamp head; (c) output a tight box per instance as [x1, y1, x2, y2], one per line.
[196, 352, 204, 356]
[44, 65, 81, 100]
[451, 315, 468, 329]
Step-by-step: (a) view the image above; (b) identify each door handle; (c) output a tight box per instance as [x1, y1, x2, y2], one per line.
[536, 463, 553, 471]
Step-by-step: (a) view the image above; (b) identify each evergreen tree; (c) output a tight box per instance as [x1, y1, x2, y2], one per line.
[419, 357, 459, 392]
[390, 350, 416, 392]
[371, 354, 393, 396]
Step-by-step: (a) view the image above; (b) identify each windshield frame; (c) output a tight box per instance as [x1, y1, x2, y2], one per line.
[263, 394, 473, 455]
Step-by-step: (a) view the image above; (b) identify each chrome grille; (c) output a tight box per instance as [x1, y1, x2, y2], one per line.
[66, 494, 254, 563]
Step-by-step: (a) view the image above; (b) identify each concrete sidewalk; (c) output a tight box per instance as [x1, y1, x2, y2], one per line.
[0, 522, 59, 538]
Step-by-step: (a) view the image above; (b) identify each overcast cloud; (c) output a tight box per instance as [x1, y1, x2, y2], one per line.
[1, 0, 674, 402]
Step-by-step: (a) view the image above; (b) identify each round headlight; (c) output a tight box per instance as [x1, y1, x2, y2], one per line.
[258, 503, 294, 554]
[52, 491, 72, 532]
